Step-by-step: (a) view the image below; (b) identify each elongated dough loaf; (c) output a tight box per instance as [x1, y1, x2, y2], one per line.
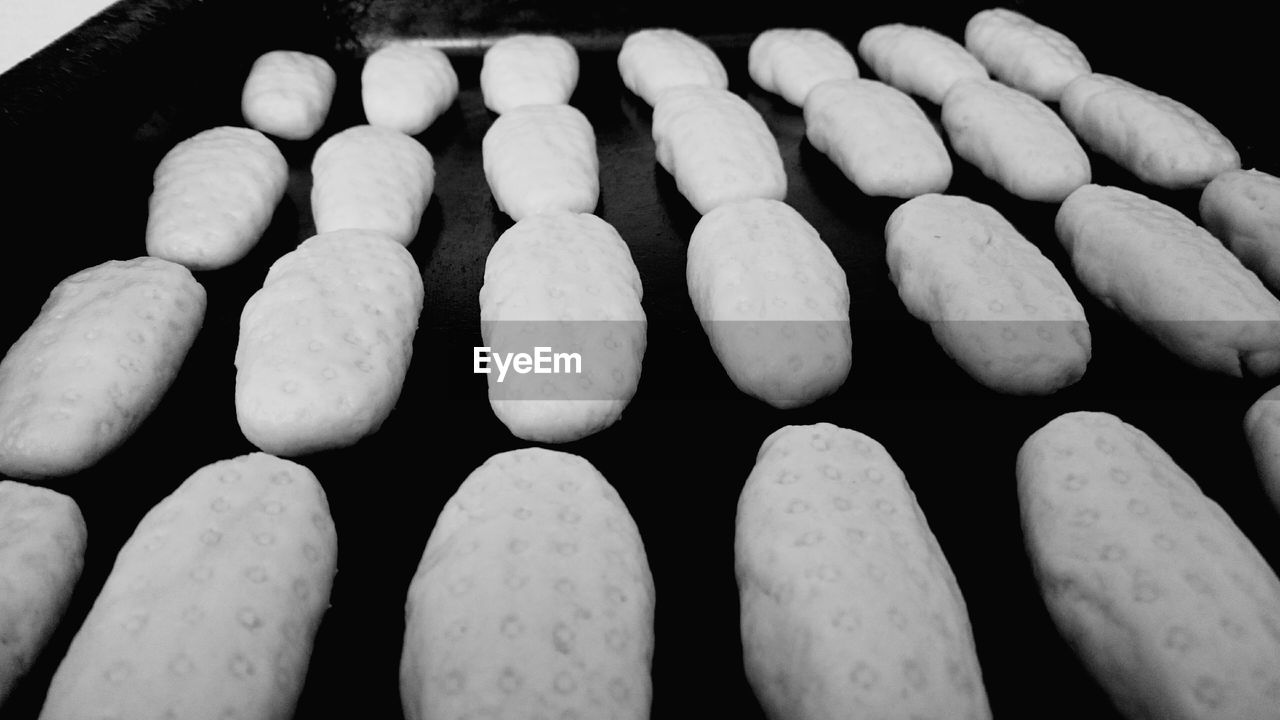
[617, 28, 727, 107]
[687, 198, 850, 408]
[804, 78, 951, 198]
[748, 28, 859, 106]
[1018, 411, 1280, 720]
[1244, 384, 1280, 514]
[480, 34, 579, 114]
[479, 212, 646, 443]
[1200, 168, 1280, 295]
[857, 24, 987, 105]
[401, 448, 654, 720]
[886, 194, 1090, 394]
[362, 40, 459, 134]
[482, 103, 599, 220]
[240, 50, 335, 141]
[38, 453, 337, 720]
[737, 423, 993, 720]
[652, 85, 786, 214]
[941, 78, 1090, 202]
[964, 8, 1090, 101]
[311, 124, 435, 246]
[1055, 184, 1280, 378]
[146, 126, 287, 270]
[0, 257, 205, 479]
[1060, 73, 1240, 189]
[235, 229, 424, 455]
[0, 481, 86, 706]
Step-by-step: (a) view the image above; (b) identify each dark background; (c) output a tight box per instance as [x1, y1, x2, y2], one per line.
[0, 1, 1276, 718]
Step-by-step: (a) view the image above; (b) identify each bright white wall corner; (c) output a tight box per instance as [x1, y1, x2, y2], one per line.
[0, 0, 121, 74]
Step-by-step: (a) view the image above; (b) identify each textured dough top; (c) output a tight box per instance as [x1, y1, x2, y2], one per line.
[857, 23, 988, 104]
[748, 28, 859, 106]
[480, 34, 580, 113]
[687, 198, 847, 322]
[1060, 73, 1240, 188]
[1057, 184, 1280, 324]
[481, 212, 644, 323]
[617, 28, 728, 106]
[964, 8, 1090, 100]
[886, 193, 1084, 323]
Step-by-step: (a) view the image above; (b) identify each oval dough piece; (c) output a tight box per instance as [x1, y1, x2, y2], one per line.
[0, 481, 86, 706]
[146, 126, 287, 270]
[857, 24, 988, 105]
[0, 257, 206, 480]
[652, 85, 786, 214]
[240, 50, 335, 141]
[235, 229, 425, 456]
[1244, 384, 1280, 514]
[362, 41, 459, 135]
[37, 453, 337, 720]
[1018, 411, 1280, 720]
[1200, 168, 1280, 295]
[617, 28, 728, 107]
[311, 124, 435, 246]
[687, 198, 850, 408]
[941, 77, 1090, 202]
[964, 8, 1090, 101]
[886, 193, 1090, 394]
[804, 78, 952, 198]
[479, 212, 646, 443]
[1056, 184, 1280, 378]
[400, 448, 654, 720]
[482, 103, 599, 221]
[737, 423, 993, 720]
[1060, 73, 1240, 189]
[480, 34, 579, 114]
[748, 28, 859, 106]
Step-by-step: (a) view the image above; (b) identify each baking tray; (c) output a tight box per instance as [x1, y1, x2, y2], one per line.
[1, 1, 1277, 718]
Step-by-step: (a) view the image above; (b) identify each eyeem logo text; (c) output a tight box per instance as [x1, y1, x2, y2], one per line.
[474, 346, 583, 382]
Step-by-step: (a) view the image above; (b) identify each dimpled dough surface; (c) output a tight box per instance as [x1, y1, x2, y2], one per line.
[651, 85, 786, 215]
[146, 126, 287, 271]
[687, 198, 850, 408]
[0, 257, 206, 480]
[748, 29, 859, 107]
[616, 28, 728, 107]
[37, 453, 337, 720]
[1017, 411, 1280, 720]
[1244, 385, 1280, 514]
[885, 194, 1090, 394]
[0, 482, 86, 705]
[240, 50, 335, 142]
[400, 448, 655, 720]
[310, 124, 435, 246]
[736, 423, 993, 720]
[482, 103, 599, 221]
[235, 230, 425, 456]
[362, 41, 459, 135]
[964, 8, 1090, 101]
[1060, 73, 1240, 189]
[1056, 184, 1280, 378]
[479, 212, 645, 443]
[941, 78, 1090, 202]
[1200, 169, 1280, 295]
[857, 24, 988, 105]
[480, 34, 579, 114]
[804, 78, 952, 199]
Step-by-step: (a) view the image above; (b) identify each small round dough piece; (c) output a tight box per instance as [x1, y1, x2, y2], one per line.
[480, 34, 579, 114]
[748, 28, 859, 106]
[362, 40, 459, 134]
[241, 50, 336, 141]
[617, 28, 728, 106]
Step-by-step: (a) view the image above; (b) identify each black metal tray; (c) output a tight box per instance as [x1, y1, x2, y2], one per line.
[1, 2, 1277, 718]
